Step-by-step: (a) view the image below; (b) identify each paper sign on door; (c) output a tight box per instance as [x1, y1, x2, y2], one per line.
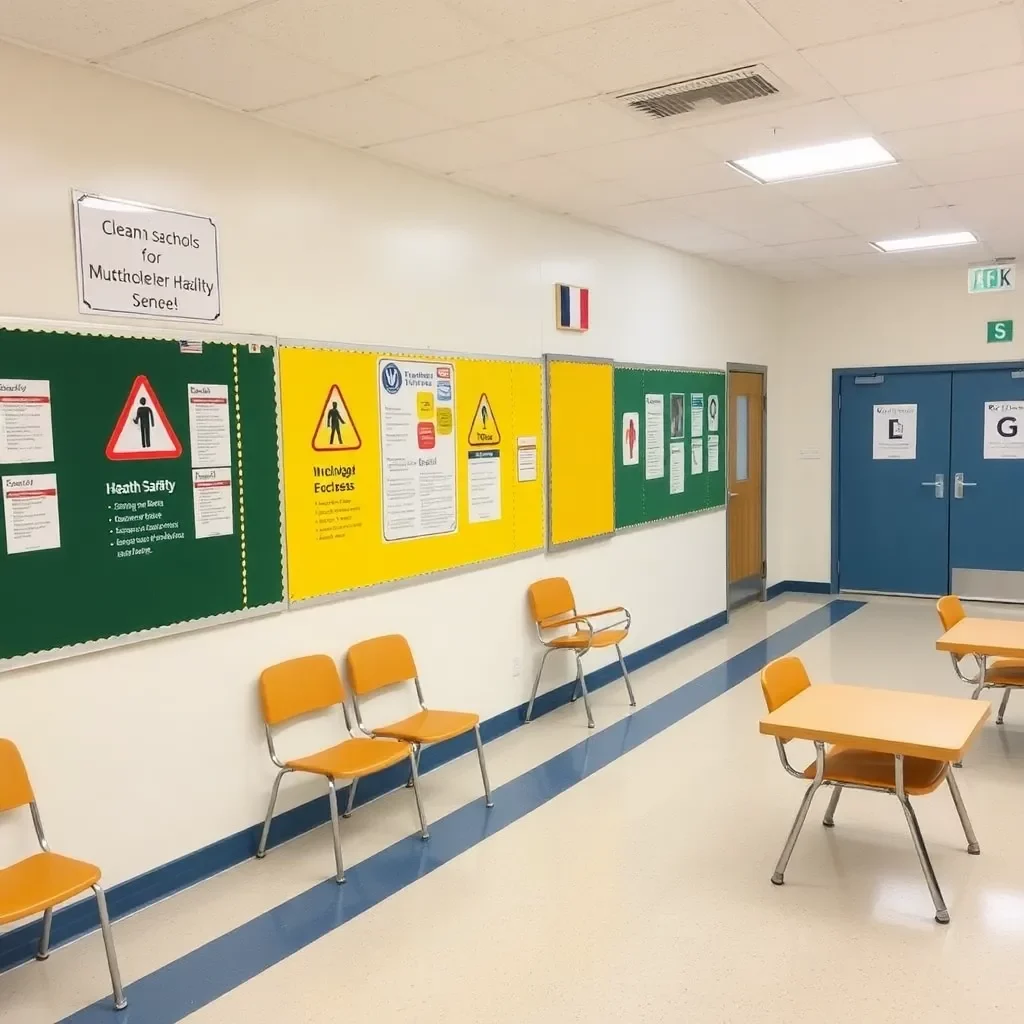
[872, 404, 917, 460]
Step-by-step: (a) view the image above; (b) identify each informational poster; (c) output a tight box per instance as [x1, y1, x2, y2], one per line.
[691, 393, 704, 437]
[0, 379, 54, 464]
[622, 412, 639, 466]
[192, 467, 234, 538]
[669, 442, 686, 495]
[707, 394, 720, 433]
[645, 394, 664, 480]
[187, 383, 232, 468]
[707, 433, 720, 473]
[690, 436, 703, 475]
[3, 473, 60, 554]
[984, 401, 1024, 459]
[106, 375, 182, 461]
[379, 358, 457, 542]
[517, 436, 537, 482]
[468, 450, 501, 523]
[467, 394, 500, 446]
[669, 393, 686, 439]
[873, 403, 917, 460]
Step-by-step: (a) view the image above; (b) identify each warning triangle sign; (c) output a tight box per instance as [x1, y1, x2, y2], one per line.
[312, 384, 362, 452]
[106, 375, 183, 461]
[467, 393, 500, 446]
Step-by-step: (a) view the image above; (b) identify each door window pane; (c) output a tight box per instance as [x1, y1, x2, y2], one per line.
[735, 395, 749, 481]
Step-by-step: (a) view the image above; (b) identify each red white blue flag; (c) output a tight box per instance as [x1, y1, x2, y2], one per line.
[555, 284, 589, 331]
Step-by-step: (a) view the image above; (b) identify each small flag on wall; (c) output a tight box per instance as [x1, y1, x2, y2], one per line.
[555, 284, 589, 332]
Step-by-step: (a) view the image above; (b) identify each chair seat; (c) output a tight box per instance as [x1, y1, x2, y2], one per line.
[549, 628, 628, 650]
[287, 738, 410, 779]
[987, 658, 1024, 685]
[0, 852, 100, 925]
[803, 746, 947, 796]
[374, 709, 479, 744]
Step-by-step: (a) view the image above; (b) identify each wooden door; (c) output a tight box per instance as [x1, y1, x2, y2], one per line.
[728, 371, 764, 584]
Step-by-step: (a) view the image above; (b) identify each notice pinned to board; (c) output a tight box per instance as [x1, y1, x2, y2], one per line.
[669, 441, 685, 494]
[984, 400, 1024, 459]
[873, 403, 917, 459]
[3, 473, 61, 554]
[707, 433, 720, 473]
[644, 394, 664, 480]
[691, 393, 704, 438]
[690, 436, 703, 476]
[0, 379, 54, 464]
[622, 413, 640, 466]
[468, 449, 501, 523]
[516, 436, 537, 482]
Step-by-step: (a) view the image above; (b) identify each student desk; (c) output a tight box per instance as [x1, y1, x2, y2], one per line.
[937, 617, 1024, 723]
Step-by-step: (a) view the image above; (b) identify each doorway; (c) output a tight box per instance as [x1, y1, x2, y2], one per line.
[727, 366, 766, 609]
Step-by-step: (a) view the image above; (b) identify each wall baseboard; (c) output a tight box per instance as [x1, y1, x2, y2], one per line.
[765, 580, 832, 600]
[0, 607, 727, 974]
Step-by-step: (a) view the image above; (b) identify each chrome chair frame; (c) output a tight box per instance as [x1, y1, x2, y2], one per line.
[947, 651, 1015, 725]
[25, 800, 126, 1009]
[525, 606, 635, 729]
[771, 738, 979, 924]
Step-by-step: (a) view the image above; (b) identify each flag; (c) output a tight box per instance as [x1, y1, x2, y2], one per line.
[555, 284, 589, 331]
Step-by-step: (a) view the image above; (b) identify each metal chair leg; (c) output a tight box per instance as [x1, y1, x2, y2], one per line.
[343, 777, 358, 818]
[36, 907, 52, 961]
[997, 688, 1012, 725]
[525, 649, 553, 722]
[616, 644, 636, 708]
[946, 769, 980, 854]
[473, 724, 493, 807]
[405, 744, 421, 788]
[575, 656, 595, 729]
[569, 677, 580, 702]
[325, 778, 346, 884]
[256, 767, 290, 858]
[407, 750, 430, 839]
[92, 884, 127, 1010]
[895, 755, 949, 923]
[822, 785, 842, 828]
[772, 742, 825, 884]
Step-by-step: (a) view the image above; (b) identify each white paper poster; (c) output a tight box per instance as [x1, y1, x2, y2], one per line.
[3, 473, 60, 554]
[669, 394, 686, 439]
[645, 394, 664, 480]
[0, 379, 54, 464]
[669, 441, 686, 495]
[379, 359, 457, 541]
[187, 383, 231, 468]
[691, 393, 704, 438]
[707, 433, 720, 473]
[984, 401, 1024, 459]
[192, 467, 234, 538]
[468, 450, 501, 523]
[622, 413, 640, 466]
[707, 394, 720, 433]
[516, 436, 537, 482]
[873, 404, 917, 460]
[690, 436, 703, 475]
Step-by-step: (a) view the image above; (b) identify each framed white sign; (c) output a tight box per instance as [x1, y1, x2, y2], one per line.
[872, 403, 917, 460]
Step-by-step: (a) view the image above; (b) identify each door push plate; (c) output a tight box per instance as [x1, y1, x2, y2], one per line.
[922, 473, 944, 498]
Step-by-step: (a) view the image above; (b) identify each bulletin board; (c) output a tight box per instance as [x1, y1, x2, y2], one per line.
[279, 343, 544, 602]
[0, 327, 285, 667]
[614, 364, 726, 529]
[546, 355, 615, 549]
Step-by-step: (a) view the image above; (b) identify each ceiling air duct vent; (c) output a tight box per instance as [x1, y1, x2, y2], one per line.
[617, 65, 781, 120]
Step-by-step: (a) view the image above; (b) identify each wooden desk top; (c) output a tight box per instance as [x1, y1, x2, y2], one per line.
[936, 617, 1024, 659]
[759, 683, 990, 762]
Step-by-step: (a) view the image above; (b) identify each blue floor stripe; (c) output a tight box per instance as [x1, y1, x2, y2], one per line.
[62, 599, 863, 1023]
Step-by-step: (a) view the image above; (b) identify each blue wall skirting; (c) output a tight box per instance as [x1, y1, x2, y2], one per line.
[765, 580, 832, 600]
[0, 607, 728, 973]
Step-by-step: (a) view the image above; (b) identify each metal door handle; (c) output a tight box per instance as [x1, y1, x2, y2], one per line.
[728, 491, 739, 498]
[921, 474, 944, 498]
[953, 472, 976, 499]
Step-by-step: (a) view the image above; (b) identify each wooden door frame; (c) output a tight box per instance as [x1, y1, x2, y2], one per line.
[726, 363, 768, 615]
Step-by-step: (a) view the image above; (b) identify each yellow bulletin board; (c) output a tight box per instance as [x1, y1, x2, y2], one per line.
[545, 355, 614, 549]
[280, 343, 544, 602]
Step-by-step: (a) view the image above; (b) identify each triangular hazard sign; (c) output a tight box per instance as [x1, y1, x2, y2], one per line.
[106, 375, 183, 461]
[312, 384, 362, 451]
[467, 393, 500, 446]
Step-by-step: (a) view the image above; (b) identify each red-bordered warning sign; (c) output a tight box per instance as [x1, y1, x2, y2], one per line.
[106, 375, 183, 461]
[312, 384, 361, 451]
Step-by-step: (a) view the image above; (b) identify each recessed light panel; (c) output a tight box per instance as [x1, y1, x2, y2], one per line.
[728, 137, 896, 183]
[872, 231, 978, 253]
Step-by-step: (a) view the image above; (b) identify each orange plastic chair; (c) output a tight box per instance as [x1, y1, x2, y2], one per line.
[345, 635, 492, 813]
[0, 739, 126, 1010]
[525, 577, 634, 729]
[937, 595, 1024, 725]
[256, 655, 428, 883]
[760, 657, 978, 909]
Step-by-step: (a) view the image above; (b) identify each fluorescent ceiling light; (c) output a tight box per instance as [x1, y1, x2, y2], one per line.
[728, 137, 896, 183]
[872, 231, 978, 253]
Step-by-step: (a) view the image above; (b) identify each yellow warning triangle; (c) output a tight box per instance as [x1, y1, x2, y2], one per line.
[312, 384, 362, 451]
[467, 392, 500, 446]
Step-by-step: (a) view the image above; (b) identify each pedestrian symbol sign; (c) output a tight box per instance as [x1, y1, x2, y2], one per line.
[312, 384, 361, 451]
[106, 375, 182, 461]
[467, 393, 500, 446]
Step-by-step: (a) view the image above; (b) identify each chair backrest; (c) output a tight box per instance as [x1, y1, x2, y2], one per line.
[0, 739, 35, 812]
[259, 655, 344, 727]
[760, 657, 811, 713]
[937, 595, 966, 633]
[528, 577, 575, 624]
[346, 634, 418, 696]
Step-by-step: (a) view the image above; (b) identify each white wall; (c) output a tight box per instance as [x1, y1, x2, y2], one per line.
[778, 265, 1024, 583]
[0, 42, 780, 889]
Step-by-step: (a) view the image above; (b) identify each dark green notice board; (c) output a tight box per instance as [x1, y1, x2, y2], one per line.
[0, 329, 284, 664]
[614, 365, 726, 529]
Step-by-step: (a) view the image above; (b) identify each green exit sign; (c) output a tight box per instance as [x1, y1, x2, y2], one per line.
[988, 319, 1014, 342]
[969, 264, 1016, 293]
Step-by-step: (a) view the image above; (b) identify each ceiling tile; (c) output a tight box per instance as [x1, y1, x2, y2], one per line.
[626, 161, 757, 201]
[0, 0, 250, 60]
[910, 148, 1024, 185]
[453, 156, 644, 206]
[442, 0, 660, 41]
[799, 8, 1024, 96]
[366, 126, 542, 174]
[261, 81, 457, 148]
[748, 0, 1013, 49]
[522, 0, 787, 93]
[105, 24, 353, 112]
[556, 131, 720, 180]
[884, 111, 1024, 161]
[805, 186, 965, 236]
[759, 236, 876, 259]
[596, 200, 756, 251]
[772, 162, 926, 202]
[228, 0, 504, 79]
[759, 259, 839, 281]
[815, 252, 893, 274]
[935, 173, 1024, 209]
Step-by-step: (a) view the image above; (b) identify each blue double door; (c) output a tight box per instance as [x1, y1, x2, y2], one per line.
[838, 366, 1024, 599]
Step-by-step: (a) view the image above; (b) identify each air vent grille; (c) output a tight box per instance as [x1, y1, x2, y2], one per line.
[617, 66, 780, 120]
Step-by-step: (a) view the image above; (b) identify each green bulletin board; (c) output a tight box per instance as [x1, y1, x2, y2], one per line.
[0, 328, 284, 665]
[614, 364, 726, 528]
